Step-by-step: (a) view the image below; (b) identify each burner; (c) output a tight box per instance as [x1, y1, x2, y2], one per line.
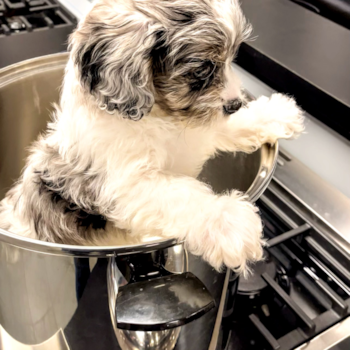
[238, 255, 277, 296]
[0, 0, 76, 68]
[0, 0, 74, 38]
[7, 16, 26, 31]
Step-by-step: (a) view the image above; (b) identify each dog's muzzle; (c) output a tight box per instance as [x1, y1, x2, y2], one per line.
[223, 98, 243, 115]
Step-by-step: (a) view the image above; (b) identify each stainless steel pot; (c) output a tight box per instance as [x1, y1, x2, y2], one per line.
[0, 53, 278, 350]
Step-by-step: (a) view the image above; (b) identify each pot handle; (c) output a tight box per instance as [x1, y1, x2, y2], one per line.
[116, 271, 215, 331]
[107, 255, 215, 332]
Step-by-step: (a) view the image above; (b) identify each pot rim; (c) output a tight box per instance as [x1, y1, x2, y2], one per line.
[0, 53, 279, 257]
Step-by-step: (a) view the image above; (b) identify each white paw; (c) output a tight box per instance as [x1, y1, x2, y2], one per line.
[187, 192, 265, 276]
[253, 93, 305, 143]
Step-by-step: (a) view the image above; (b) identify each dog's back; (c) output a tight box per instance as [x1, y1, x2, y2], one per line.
[0, 126, 115, 244]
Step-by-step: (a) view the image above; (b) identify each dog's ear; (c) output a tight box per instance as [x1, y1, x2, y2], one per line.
[70, 5, 162, 121]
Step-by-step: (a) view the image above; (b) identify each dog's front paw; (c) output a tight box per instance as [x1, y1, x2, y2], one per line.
[253, 93, 305, 143]
[198, 193, 265, 276]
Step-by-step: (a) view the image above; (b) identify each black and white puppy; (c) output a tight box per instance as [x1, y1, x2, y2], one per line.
[0, 0, 304, 274]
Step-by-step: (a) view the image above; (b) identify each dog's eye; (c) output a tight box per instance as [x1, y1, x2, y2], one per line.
[193, 60, 216, 80]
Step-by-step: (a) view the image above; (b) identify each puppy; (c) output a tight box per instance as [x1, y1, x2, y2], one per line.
[0, 0, 304, 274]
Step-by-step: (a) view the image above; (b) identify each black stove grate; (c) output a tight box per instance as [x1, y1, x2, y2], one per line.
[225, 189, 350, 350]
[0, 0, 76, 68]
[0, 0, 73, 36]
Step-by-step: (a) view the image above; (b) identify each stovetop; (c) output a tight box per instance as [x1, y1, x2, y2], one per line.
[222, 181, 350, 350]
[0, 0, 72, 35]
[0, 0, 76, 68]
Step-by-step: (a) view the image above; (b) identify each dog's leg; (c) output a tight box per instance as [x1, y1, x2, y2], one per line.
[214, 93, 304, 153]
[105, 173, 263, 275]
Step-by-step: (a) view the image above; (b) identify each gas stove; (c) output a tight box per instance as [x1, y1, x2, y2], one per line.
[0, 0, 76, 68]
[218, 60, 350, 349]
[218, 147, 350, 350]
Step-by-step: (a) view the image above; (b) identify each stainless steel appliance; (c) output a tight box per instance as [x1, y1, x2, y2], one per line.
[0, 53, 278, 350]
[219, 57, 350, 350]
[0, 0, 76, 69]
[238, 0, 350, 142]
[289, 0, 350, 30]
[222, 2, 350, 346]
[221, 160, 350, 349]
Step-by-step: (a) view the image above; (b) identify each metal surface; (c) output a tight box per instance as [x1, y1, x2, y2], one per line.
[240, 0, 350, 107]
[249, 314, 281, 350]
[0, 240, 225, 350]
[231, 37, 350, 349]
[237, 256, 277, 295]
[233, 62, 350, 199]
[273, 153, 350, 250]
[208, 269, 231, 350]
[0, 0, 76, 69]
[0, 53, 277, 350]
[108, 254, 184, 350]
[115, 329, 180, 350]
[239, 0, 350, 140]
[235, 62, 350, 250]
[0, 52, 278, 257]
[227, 180, 350, 349]
[262, 273, 316, 331]
[116, 272, 214, 331]
[0, 326, 70, 350]
[199, 143, 278, 204]
[295, 317, 350, 350]
[267, 223, 311, 248]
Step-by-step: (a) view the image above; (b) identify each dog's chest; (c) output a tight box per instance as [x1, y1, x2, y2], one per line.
[164, 127, 216, 178]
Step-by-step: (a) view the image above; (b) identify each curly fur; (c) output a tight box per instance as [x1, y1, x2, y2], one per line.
[0, 0, 304, 275]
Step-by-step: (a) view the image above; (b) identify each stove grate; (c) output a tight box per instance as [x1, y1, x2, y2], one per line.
[0, 0, 73, 36]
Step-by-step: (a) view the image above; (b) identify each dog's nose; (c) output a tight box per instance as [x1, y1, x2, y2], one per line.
[223, 99, 243, 115]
